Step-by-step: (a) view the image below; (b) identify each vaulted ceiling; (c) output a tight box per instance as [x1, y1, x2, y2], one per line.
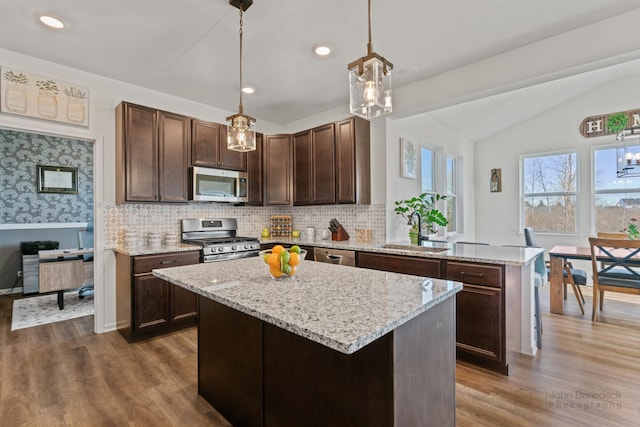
[2, 0, 640, 132]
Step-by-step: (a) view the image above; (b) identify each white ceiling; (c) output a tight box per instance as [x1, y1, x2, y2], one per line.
[2, 0, 640, 126]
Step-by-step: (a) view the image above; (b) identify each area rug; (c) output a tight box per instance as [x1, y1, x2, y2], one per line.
[11, 291, 94, 331]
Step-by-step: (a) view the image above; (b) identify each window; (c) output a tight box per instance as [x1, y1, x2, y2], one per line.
[594, 146, 640, 233]
[522, 152, 578, 233]
[445, 155, 457, 233]
[421, 146, 435, 194]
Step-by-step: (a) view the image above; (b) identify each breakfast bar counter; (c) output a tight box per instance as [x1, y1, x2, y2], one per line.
[154, 257, 462, 426]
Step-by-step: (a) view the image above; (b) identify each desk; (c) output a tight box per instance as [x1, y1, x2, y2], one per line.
[39, 248, 94, 309]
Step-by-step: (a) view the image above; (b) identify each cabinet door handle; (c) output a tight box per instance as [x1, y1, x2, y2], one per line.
[160, 260, 176, 265]
[460, 271, 483, 278]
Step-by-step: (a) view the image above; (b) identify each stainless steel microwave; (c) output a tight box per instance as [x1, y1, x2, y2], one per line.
[190, 167, 248, 203]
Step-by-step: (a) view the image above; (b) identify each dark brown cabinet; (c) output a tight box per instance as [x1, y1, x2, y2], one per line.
[116, 250, 200, 342]
[444, 261, 506, 373]
[263, 134, 292, 205]
[191, 119, 247, 171]
[357, 252, 442, 278]
[335, 117, 370, 204]
[116, 102, 190, 203]
[293, 124, 336, 205]
[247, 133, 263, 205]
[355, 251, 509, 374]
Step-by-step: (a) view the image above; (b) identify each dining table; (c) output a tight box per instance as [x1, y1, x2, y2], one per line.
[549, 243, 640, 314]
[548, 246, 592, 315]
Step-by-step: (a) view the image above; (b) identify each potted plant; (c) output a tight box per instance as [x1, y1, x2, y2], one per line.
[394, 193, 448, 244]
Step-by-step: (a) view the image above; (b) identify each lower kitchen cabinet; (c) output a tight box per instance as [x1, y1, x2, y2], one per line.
[445, 261, 507, 374]
[356, 252, 441, 277]
[116, 250, 200, 342]
[356, 251, 509, 374]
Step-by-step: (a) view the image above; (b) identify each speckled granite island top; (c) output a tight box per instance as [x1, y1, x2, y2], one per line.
[153, 257, 462, 354]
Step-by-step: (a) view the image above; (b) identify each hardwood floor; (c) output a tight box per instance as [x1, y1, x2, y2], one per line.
[1, 287, 639, 426]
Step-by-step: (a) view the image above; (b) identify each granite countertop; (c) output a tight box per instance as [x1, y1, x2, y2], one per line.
[261, 238, 542, 266]
[153, 257, 462, 355]
[110, 236, 541, 266]
[111, 242, 200, 256]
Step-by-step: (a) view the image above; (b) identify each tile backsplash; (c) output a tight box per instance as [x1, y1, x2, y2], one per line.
[104, 203, 386, 247]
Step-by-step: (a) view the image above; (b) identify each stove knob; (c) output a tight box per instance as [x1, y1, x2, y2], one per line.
[244, 244, 250, 250]
[231, 245, 238, 251]
[217, 247, 224, 252]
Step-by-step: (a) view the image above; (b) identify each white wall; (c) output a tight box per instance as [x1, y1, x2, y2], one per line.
[0, 48, 284, 332]
[474, 73, 640, 251]
[387, 115, 475, 243]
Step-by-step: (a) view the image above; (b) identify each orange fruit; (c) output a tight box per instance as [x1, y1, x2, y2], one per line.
[270, 266, 283, 278]
[289, 252, 300, 266]
[288, 266, 297, 276]
[272, 245, 285, 255]
[267, 253, 280, 267]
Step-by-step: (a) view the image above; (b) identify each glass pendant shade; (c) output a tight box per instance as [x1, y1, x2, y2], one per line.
[349, 55, 392, 119]
[227, 113, 256, 152]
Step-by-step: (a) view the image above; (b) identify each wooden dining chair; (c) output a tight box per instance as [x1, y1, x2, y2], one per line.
[588, 237, 640, 322]
[597, 232, 628, 239]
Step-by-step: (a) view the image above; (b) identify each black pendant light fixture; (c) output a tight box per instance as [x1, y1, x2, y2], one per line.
[347, 0, 393, 120]
[227, 0, 256, 152]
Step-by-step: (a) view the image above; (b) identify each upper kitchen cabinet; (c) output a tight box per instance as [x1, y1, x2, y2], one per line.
[293, 123, 336, 205]
[116, 102, 190, 204]
[191, 119, 247, 172]
[263, 134, 291, 205]
[247, 133, 263, 205]
[335, 117, 370, 204]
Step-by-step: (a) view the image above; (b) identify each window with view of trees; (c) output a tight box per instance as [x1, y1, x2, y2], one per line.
[594, 146, 640, 233]
[522, 152, 577, 233]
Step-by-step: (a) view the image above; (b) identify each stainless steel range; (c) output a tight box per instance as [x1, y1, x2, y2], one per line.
[181, 218, 261, 263]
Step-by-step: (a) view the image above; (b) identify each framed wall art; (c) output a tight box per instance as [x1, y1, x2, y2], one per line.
[37, 165, 78, 194]
[400, 137, 417, 179]
[490, 168, 502, 192]
[1, 66, 90, 127]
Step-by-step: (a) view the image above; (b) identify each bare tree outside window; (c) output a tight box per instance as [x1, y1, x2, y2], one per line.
[522, 152, 577, 233]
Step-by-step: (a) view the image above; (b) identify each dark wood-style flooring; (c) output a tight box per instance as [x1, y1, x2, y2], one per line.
[1, 286, 639, 427]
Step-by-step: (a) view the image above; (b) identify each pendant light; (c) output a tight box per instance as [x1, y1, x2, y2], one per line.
[347, 0, 393, 120]
[616, 128, 640, 178]
[227, 0, 256, 152]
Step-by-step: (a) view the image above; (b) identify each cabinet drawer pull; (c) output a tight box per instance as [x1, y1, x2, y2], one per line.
[160, 260, 176, 265]
[460, 271, 483, 278]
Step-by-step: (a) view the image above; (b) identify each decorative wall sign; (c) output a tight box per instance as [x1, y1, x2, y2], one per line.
[579, 108, 640, 138]
[490, 168, 502, 192]
[1, 67, 89, 127]
[37, 165, 78, 194]
[400, 137, 416, 179]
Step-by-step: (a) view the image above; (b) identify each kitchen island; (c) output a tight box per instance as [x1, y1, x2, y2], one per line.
[154, 257, 462, 427]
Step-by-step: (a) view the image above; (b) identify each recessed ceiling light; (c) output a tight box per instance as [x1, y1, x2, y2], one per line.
[399, 66, 418, 77]
[314, 45, 332, 56]
[39, 15, 65, 29]
[242, 86, 255, 94]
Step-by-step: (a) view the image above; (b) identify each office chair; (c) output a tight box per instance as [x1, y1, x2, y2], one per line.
[77, 222, 94, 299]
[524, 227, 586, 314]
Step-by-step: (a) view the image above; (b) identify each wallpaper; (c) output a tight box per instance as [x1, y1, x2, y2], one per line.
[0, 129, 93, 223]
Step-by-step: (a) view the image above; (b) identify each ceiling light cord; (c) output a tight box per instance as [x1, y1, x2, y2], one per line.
[367, 0, 372, 55]
[238, 5, 244, 114]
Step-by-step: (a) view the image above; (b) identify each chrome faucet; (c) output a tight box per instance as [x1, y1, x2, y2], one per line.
[411, 211, 424, 245]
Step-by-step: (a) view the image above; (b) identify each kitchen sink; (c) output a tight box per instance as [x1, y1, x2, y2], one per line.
[382, 244, 450, 253]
